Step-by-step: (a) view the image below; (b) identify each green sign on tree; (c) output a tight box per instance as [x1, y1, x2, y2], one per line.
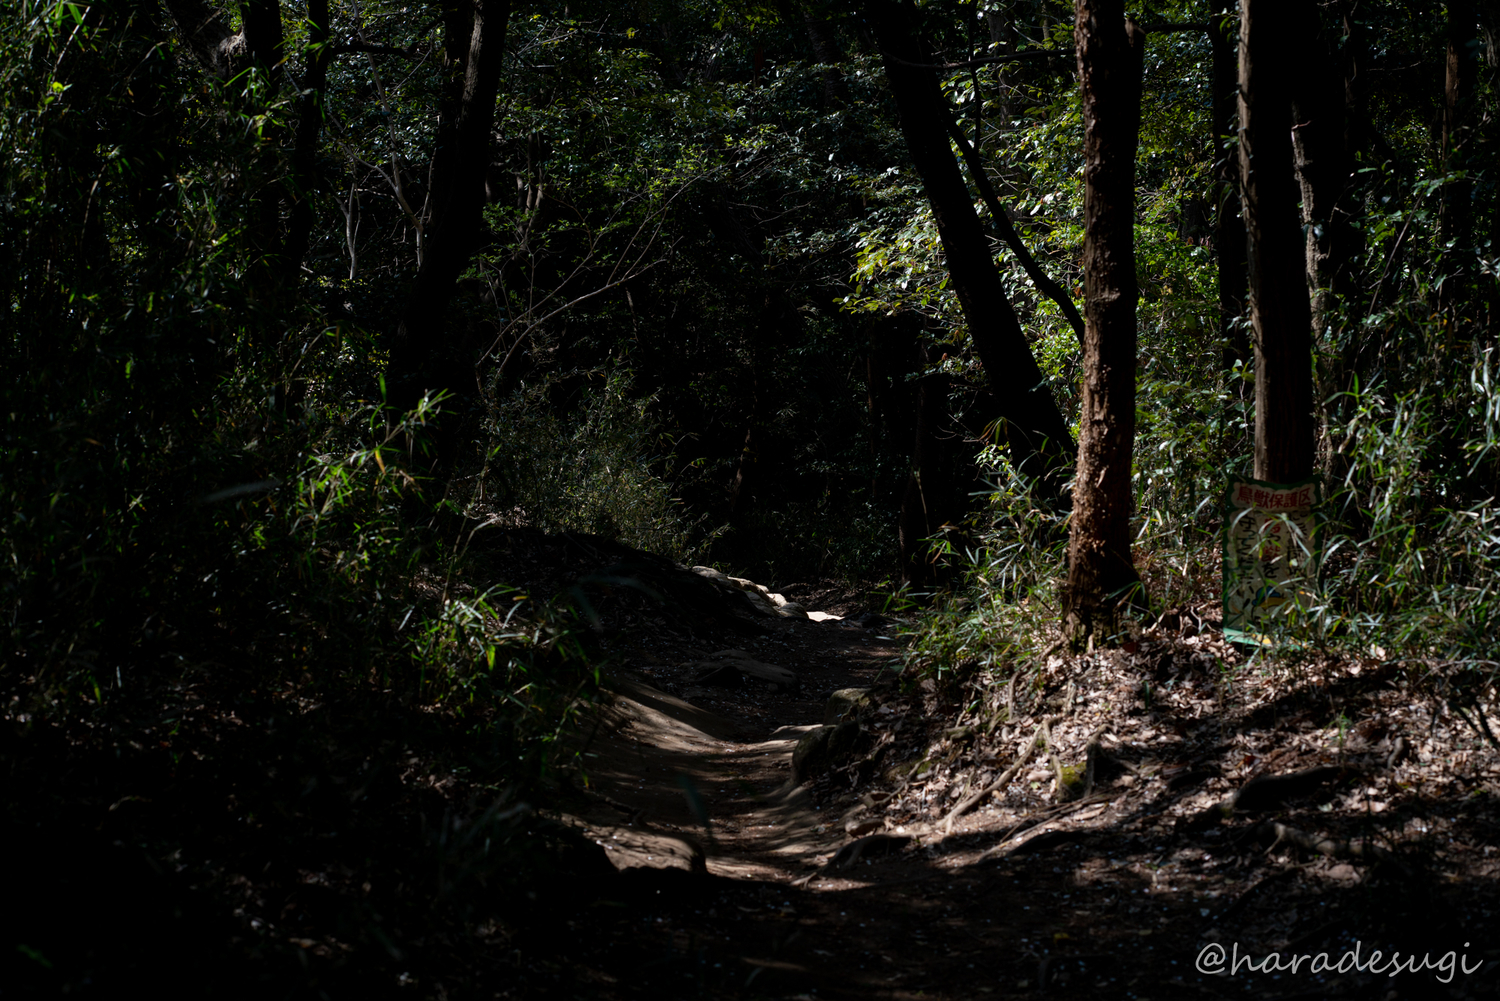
[1223, 474, 1322, 644]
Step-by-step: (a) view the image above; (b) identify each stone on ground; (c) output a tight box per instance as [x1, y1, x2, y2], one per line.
[824, 687, 872, 725]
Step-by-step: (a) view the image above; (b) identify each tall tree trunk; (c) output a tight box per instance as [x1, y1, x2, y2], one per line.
[239, 0, 286, 293]
[866, 312, 920, 503]
[159, 0, 286, 373]
[239, 0, 284, 78]
[387, 0, 510, 474]
[899, 343, 959, 589]
[1063, 0, 1145, 643]
[1290, 15, 1354, 342]
[1239, 0, 1314, 484]
[1438, 0, 1476, 320]
[866, 0, 1074, 500]
[1480, 1, 1500, 350]
[268, 0, 330, 419]
[1487, 191, 1500, 351]
[1208, 8, 1247, 371]
[1326, 4, 1382, 433]
[728, 427, 758, 520]
[1289, 8, 1361, 481]
[985, 3, 1021, 127]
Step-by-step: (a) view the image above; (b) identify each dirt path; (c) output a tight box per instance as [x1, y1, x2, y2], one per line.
[549, 601, 1500, 1001]
[563, 611, 901, 883]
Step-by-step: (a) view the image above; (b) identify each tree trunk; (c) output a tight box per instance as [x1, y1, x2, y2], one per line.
[865, 312, 920, 503]
[866, 0, 1075, 500]
[799, 3, 847, 105]
[1239, 0, 1314, 484]
[239, 0, 284, 82]
[728, 427, 758, 520]
[387, 0, 510, 473]
[1321, 5, 1381, 461]
[899, 343, 960, 589]
[1289, 9, 1362, 482]
[1487, 191, 1500, 351]
[1063, 0, 1145, 643]
[1208, 8, 1248, 371]
[1290, 14, 1354, 343]
[239, 0, 286, 293]
[1438, 0, 1476, 320]
[985, 4, 1021, 127]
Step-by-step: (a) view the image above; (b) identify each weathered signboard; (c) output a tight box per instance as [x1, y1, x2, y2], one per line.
[1222, 474, 1322, 643]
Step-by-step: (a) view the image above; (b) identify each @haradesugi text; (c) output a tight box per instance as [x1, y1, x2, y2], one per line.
[1196, 940, 1482, 984]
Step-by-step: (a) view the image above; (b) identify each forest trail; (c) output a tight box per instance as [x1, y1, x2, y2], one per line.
[560, 604, 1203, 1000]
[448, 534, 1500, 998]
[564, 608, 901, 885]
[550, 590, 1500, 1001]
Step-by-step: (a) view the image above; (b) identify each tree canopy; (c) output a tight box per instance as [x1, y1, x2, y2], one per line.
[4, 0, 1499, 991]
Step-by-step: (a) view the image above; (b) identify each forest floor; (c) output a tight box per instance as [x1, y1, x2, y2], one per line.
[530, 558, 1500, 1001]
[8, 531, 1500, 999]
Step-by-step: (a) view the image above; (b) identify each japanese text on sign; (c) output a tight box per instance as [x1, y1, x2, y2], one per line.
[1223, 474, 1322, 638]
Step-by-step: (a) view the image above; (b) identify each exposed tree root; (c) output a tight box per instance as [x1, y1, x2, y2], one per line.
[971, 793, 1116, 863]
[941, 722, 1049, 834]
[1258, 821, 1414, 878]
[1190, 764, 1362, 827]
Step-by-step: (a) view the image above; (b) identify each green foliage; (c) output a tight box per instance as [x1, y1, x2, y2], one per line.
[464, 4, 905, 584]
[896, 0, 1500, 682]
[0, 0, 597, 836]
[1318, 346, 1500, 660]
[5, 0, 1500, 985]
[483, 373, 701, 558]
[0, 13, 623, 988]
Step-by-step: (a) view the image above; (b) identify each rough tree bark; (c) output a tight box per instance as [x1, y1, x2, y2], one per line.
[1239, 0, 1314, 483]
[161, 0, 253, 79]
[1290, 11, 1355, 343]
[866, 0, 1075, 500]
[387, 0, 510, 468]
[1207, 8, 1248, 371]
[1063, 0, 1145, 643]
[1288, 7, 1364, 481]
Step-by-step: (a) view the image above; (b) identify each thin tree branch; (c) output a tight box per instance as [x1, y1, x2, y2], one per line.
[886, 49, 1071, 71]
[1139, 22, 1209, 34]
[331, 40, 422, 59]
[886, 23, 1205, 73]
[486, 174, 712, 378]
[945, 119, 1085, 343]
[328, 17, 441, 59]
[350, 0, 424, 265]
[942, 722, 1049, 831]
[1366, 213, 1414, 317]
